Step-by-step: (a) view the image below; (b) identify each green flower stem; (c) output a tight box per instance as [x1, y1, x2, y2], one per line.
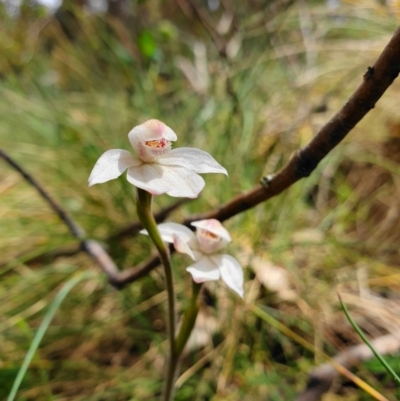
[136, 188, 177, 400]
[136, 189, 203, 401]
[175, 281, 203, 356]
[162, 281, 202, 401]
[162, 281, 202, 400]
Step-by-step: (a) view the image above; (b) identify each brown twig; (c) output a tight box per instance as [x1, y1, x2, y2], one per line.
[1, 149, 189, 286]
[0, 149, 121, 284]
[0, 148, 85, 239]
[295, 332, 400, 401]
[189, 27, 400, 223]
[109, 243, 176, 288]
[10, 199, 187, 265]
[112, 26, 400, 288]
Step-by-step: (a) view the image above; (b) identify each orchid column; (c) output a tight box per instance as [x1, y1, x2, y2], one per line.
[88, 119, 234, 400]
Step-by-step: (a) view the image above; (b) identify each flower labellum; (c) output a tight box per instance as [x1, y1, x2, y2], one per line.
[88, 119, 227, 198]
[141, 219, 244, 297]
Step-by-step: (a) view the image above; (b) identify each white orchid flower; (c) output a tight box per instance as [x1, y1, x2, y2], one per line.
[88, 119, 227, 198]
[141, 219, 244, 297]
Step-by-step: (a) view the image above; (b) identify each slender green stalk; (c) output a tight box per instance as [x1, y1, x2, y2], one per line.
[136, 189, 204, 400]
[136, 189, 178, 401]
[175, 281, 202, 355]
[339, 294, 400, 384]
[163, 281, 203, 400]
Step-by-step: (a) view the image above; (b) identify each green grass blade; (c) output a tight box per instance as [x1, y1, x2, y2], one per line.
[7, 271, 96, 401]
[338, 293, 400, 385]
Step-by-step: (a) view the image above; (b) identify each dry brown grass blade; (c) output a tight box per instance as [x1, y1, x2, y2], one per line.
[295, 332, 400, 401]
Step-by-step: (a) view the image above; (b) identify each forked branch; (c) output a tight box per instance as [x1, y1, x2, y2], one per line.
[0, 149, 178, 287]
[116, 26, 400, 287]
[3, 26, 400, 289]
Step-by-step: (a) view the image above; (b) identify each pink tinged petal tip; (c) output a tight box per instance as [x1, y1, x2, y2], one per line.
[88, 149, 141, 186]
[212, 254, 244, 298]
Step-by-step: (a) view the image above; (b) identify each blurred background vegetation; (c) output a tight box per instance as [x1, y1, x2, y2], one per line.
[2, 0, 400, 400]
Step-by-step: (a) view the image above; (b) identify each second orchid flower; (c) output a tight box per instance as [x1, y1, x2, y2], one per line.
[142, 219, 244, 297]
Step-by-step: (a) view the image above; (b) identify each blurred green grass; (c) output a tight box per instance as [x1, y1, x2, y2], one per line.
[1, 1, 400, 400]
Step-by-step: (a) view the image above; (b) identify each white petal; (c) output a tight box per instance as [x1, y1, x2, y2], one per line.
[212, 254, 244, 298]
[127, 163, 205, 198]
[192, 250, 203, 261]
[186, 256, 220, 283]
[152, 222, 196, 244]
[158, 148, 228, 175]
[128, 119, 177, 154]
[88, 149, 140, 186]
[191, 219, 231, 242]
[173, 234, 196, 260]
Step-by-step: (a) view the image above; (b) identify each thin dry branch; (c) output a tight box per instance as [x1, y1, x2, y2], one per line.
[8, 199, 185, 266]
[1, 149, 188, 285]
[0, 149, 119, 285]
[4, 27, 400, 289]
[0, 148, 85, 239]
[190, 26, 400, 223]
[114, 26, 400, 287]
[295, 332, 400, 401]
[31, 199, 187, 264]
